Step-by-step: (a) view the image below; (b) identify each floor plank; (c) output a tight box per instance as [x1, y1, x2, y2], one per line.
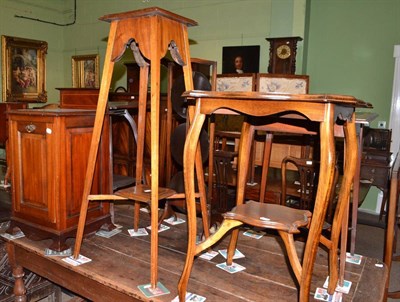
[1, 204, 388, 301]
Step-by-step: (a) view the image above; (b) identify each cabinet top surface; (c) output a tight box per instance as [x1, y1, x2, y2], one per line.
[8, 108, 96, 117]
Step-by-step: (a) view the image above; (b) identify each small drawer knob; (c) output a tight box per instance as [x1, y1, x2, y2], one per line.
[25, 123, 36, 133]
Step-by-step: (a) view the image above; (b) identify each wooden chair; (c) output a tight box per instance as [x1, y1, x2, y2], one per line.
[72, 7, 209, 291]
[208, 74, 256, 221]
[178, 91, 360, 302]
[162, 58, 217, 223]
[252, 73, 311, 184]
[281, 156, 318, 210]
[280, 155, 341, 222]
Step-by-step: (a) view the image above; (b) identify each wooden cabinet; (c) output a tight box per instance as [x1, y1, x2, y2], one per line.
[0, 103, 28, 147]
[8, 109, 112, 251]
[360, 162, 391, 189]
[360, 128, 392, 218]
[0, 103, 27, 177]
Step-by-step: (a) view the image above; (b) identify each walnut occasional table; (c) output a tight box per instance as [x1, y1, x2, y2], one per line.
[179, 90, 367, 301]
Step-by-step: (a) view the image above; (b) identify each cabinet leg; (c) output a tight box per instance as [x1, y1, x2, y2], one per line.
[48, 237, 69, 252]
[7, 243, 27, 302]
[13, 265, 27, 302]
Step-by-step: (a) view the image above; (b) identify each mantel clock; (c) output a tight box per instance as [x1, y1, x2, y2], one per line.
[266, 36, 302, 74]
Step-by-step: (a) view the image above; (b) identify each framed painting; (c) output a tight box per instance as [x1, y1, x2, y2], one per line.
[222, 45, 260, 74]
[1, 35, 47, 102]
[72, 54, 99, 88]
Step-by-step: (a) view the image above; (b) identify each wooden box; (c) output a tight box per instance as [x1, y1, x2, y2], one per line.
[57, 88, 100, 109]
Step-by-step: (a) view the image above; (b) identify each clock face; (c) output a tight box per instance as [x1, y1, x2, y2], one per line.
[276, 44, 291, 59]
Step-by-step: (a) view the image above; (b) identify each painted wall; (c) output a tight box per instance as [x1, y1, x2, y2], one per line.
[61, 0, 306, 91]
[0, 0, 305, 101]
[0, 0, 66, 103]
[1, 0, 399, 211]
[305, 0, 400, 211]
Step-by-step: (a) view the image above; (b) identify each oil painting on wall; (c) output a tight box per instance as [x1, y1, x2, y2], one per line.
[1, 35, 47, 102]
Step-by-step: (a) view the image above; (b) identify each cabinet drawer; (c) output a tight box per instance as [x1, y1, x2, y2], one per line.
[360, 164, 390, 188]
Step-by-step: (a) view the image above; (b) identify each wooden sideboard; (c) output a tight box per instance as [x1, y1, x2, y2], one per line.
[7, 108, 112, 251]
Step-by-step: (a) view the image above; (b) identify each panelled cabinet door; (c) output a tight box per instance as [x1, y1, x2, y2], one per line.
[12, 118, 58, 227]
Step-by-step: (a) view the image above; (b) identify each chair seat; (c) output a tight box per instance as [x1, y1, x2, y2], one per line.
[112, 174, 136, 191]
[114, 184, 177, 202]
[223, 200, 311, 233]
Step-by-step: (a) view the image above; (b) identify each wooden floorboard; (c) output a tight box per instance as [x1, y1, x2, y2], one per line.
[1, 204, 387, 301]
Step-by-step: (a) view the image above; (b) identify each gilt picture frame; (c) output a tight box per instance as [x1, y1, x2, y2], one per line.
[1, 35, 48, 102]
[72, 54, 99, 88]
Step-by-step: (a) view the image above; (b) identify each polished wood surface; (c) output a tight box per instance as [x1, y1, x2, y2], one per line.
[7, 109, 112, 251]
[179, 90, 364, 301]
[4, 207, 388, 302]
[57, 88, 100, 109]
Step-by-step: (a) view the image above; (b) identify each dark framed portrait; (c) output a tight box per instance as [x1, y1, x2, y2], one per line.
[222, 45, 260, 74]
[1, 35, 47, 102]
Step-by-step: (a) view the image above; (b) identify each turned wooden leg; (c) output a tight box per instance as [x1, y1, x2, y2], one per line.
[13, 265, 26, 302]
[7, 243, 26, 302]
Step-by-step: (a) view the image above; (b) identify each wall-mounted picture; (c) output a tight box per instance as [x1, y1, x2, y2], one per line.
[72, 54, 99, 88]
[1, 35, 48, 102]
[222, 45, 260, 74]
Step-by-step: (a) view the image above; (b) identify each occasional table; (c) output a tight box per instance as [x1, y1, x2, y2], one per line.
[179, 90, 368, 301]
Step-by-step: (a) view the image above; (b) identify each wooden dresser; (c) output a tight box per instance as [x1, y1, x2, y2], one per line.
[360, 127, 392, 218]
[7, 108, 112, 251]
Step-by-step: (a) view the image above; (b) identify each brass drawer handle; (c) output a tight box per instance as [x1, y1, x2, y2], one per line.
[25, 123, 36, 133]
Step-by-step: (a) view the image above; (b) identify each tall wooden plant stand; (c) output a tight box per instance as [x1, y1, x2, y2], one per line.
[73, 7, 208, 293]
